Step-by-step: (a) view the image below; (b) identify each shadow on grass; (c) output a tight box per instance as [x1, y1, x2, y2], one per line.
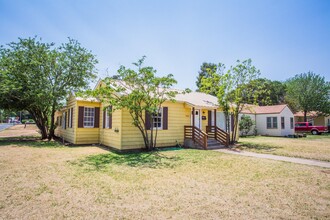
[0, 137, 64, 148]
[79, 150, 182, 169]
[237, 142, 282, 152]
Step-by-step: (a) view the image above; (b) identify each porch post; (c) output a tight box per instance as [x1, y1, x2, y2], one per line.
[214, 109, 217, 127]
[192, 107, 195, 127]
[192, 107, 195, 141]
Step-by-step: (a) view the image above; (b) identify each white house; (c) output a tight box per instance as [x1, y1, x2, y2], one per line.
[241, 104, 295, 136]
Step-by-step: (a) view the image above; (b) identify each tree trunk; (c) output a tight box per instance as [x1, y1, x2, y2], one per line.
[33, 115, 48, 139]
[232, 113, 239, 143]
[28, 108, 48, 139]
[304, 110, 307, 122]
[48, 100, 57, 140]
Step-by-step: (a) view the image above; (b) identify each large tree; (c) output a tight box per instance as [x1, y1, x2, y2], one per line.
[0, 37, 97, 139]
[237, 78, 286, 106]
[196, 62, 217, 94]
[200, 59, 260, 144]
[87, 57, 183, 151]
[285, 72, 330, 121]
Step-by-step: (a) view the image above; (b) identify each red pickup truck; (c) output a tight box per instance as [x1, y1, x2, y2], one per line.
[295, 122, 328, 135]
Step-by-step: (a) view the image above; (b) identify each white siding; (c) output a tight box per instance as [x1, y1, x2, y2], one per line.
[255, 107, 294, 136]
[256, 114, 280, 136]
[280, 107, 295, 136]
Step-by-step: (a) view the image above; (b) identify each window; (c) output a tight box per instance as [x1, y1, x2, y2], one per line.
[266, 117, 278, 129]
[62, 112, 66, 129]
[281, 117, 285, 129]
[290, 117, 294, 129]
[84, 107, 95, 128]
[152, 108, 163, 129]
[104, 106, 111, 129]
[145, 107, 168, 130]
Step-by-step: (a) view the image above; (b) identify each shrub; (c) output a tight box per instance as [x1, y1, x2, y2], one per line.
[239, 115, 255, 136]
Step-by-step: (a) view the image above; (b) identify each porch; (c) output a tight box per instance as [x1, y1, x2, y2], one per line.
[183, 107, 230, 150]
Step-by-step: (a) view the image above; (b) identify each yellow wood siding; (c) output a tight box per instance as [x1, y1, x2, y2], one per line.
[54, 94, 226, 150]
[121, 101, 190, 150]
[99, 104, 122, 150]
[54, 95, 76, 143]
[75, 101, 101, 144]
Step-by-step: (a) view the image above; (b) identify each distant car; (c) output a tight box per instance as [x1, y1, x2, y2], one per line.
[295, 122, 328, 135]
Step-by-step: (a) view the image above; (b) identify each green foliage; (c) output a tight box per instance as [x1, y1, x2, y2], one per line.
[239, 115, 255, 136]
[0, 37, 97, 139]
[196, 62, 217, 93]
[200, 59, 260, 143]
[87, 56, 184, 150]
[285, 72, 330, 120]
[0, 109, 17, 122]
[239, 78, 286, 106]
[22, 119, 35, 124]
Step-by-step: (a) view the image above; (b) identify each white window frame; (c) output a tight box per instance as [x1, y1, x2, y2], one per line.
[290, 117, 294, 129]
[105, 107, 110, 129]
[281, 117, 285, 129]
[152, 107, 163, 130]
[68, 108, 72, 128]
[84, 107, 95, 128]
[267, 117, 278, 129]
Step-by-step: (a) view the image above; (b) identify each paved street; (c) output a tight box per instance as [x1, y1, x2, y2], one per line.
[0, 123, 14, 132]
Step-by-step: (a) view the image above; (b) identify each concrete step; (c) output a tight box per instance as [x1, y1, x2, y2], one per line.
[207, 145, 226, 150]
[208, 140, 220, 145]
[207, 139, 225, 149]
[184, 138, 225, 150]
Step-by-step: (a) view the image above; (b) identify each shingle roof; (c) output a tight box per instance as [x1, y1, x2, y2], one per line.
[95, 79, 219, 109]
[294, 111, 318, 117]
[241, 104, 288, 114]
[175, 92, 218, 109]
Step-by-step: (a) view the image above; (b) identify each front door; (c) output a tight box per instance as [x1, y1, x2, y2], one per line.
[192, 109, 201, 129]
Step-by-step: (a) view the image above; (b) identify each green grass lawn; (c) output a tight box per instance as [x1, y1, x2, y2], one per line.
[237, 134, 330, 162]
[0, 139, 329, 219]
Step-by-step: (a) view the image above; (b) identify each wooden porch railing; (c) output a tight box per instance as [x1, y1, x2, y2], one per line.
[184, 126, 208, 149]
[206, 126, 229, 147]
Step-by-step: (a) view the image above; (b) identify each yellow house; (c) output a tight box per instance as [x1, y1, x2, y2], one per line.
[55, 85, 229, 150]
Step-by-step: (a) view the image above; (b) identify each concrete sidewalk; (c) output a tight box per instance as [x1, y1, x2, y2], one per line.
[215, 148, 330, 168]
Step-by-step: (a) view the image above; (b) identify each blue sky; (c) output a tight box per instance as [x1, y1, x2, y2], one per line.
[1, 0, 329, 90]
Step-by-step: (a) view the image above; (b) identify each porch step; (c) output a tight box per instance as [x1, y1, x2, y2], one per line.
[184, 138, 225, 150]
[208, 139, 220, 146]
[207, 139, 225, 149]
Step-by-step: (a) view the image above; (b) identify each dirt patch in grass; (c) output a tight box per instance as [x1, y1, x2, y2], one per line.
[237, 136, 330, 162]
[0, 141, 329, 219]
